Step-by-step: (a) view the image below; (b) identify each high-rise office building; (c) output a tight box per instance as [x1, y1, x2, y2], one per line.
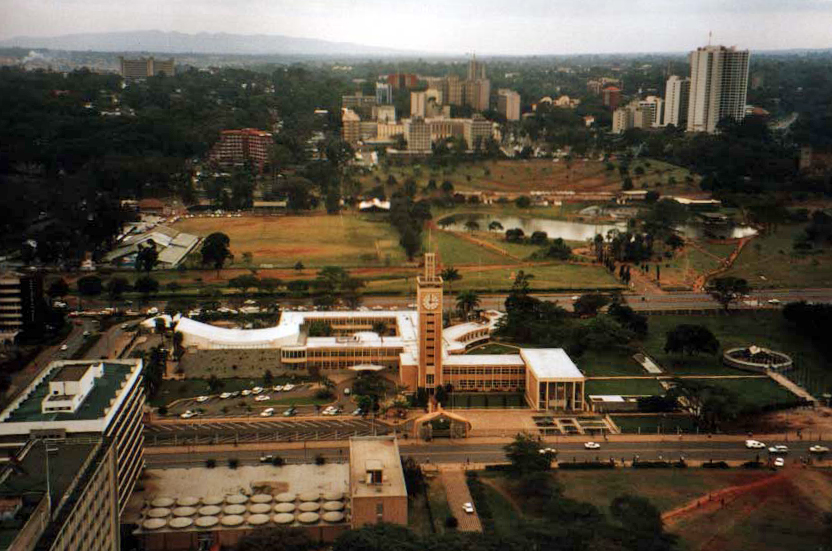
[686, 45, 750, 133]
[467, 56, 486, 80]
[497, 89, 521, 121]
[342, 109, 361, 145]
[663, 76, 691, 128]
[602, 86, 621, 111]
[375, 82, 393, 105]
[208, 129, 272, 172]
[0, 271, 45, 341]
[443, 74, 464, 106]
[405, 117, 432, 153]
[119, 56, 174, 79]
[465, 79, 491, 112]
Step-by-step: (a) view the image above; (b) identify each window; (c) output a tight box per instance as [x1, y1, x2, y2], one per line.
[426, 374, 434, 386]
[376, 502, 384, 519]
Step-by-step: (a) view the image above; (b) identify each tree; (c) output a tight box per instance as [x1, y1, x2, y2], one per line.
[236, 526, 315, 551]
[608, 303, 648, 338]
[488, 220, 504, 232]
[664, 324, 720, 356]
[134, 275, 160, 300]
[47, 278, 69, 299]
[401, 457, 426, 496]
[333, 523, 421, 551]
[572, 293, 610, 317]
[77, 275, 103, 297]
[258, 277, 282, 294]
[530, 231, 548, 245]
[707, 276, 750, 311]
[294, 261, 304, 271]
[105, 277, 131, 301]
[200, 232, 233, 275]
[464, 219, 480, 233]
[504, 432, 554, 475]
[610, 494, 676, 551]
[667, 379, 740, 432]
[229, 274, 260, 296]
[440, 267, 461, 313]
[456, 290, 480, 320]
[515, 196, 531, 208]
[207, 375, 224, 393]
[135, 241, 159, 272]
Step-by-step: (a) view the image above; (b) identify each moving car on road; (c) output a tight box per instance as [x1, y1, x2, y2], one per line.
[745, 439, 766, 449]
[180, 410, 197, 419]
[768, 445, 789, 454]
[254, 395, 270, 402]
[774, 457, 785, 467]
[260, 408, 275, 417]
[196, 396, 209, 403]
[283, 407, 297, 417]
[584, 442, 601, 450]
[809, 445, 830, 454]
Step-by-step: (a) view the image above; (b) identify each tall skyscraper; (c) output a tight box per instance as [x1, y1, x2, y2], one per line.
[467, 56, 486, 80]
[663, 76, 691, 128]
[410, 91, 427, 117]
[686, 45, 750, 133]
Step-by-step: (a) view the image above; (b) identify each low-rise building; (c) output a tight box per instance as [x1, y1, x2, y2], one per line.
[349, 437, 407, 528]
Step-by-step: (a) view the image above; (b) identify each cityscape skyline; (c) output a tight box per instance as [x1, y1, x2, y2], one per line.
[1, 0, 832, 55]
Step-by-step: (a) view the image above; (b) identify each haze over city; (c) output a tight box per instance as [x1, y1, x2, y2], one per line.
[2, 0, 832, 55]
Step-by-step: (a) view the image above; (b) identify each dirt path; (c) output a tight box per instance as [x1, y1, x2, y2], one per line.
[693, 237, 752, 291]
[449, 230, 522, 262]
[662, 471, 782, 526]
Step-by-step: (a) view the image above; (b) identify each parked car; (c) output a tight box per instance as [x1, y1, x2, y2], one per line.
[260, 408, 275, 417]
[584, 442, 601, 450]
[273, 385, 284, 392]
[774, 457, 785, 467]
[241, 390, 252, 397]
[343, 388, 351, 395]
[282, 384, 295, 392]
[254, 395, 270, 402]
[767, 298, 782, 305]
[768, 445, 789, 454]
[283, 407, 297, 417]
[82, 330, 91, 337]
[60, 344, 68, 351]
[180, 410, 197, 419]
[462, 502, 474, 514]
[220, 392, 232, 399]
[745, 439, 766, 449]
[351, 408, 363, 416]
[260, 454, 274, 462]
[809, 445, 830, 454]
[252, 387, 264, 395]
[196, 396, 209, 403]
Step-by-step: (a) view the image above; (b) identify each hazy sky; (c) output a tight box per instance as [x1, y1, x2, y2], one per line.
[2, 0, 831, 54]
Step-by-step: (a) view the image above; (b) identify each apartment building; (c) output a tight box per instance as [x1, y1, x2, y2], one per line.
[386, 73, 419, 90]
[687, 45, 750, 133]
[342, 108, 361, 145]
[119, 57, 174, 80]
[0, 359, 145, 515]
[465, 78, 491, 112]
[602, 86, 621, 111]
[410, 91, 427, 118]
[342, 92, 377, 119]
[463, 114, 494, 149]
[405, 117, 432, 152]
[375, 82, 393, 105]
[208, 128, 272, 172]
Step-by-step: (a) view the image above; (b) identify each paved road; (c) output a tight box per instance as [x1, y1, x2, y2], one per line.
[144, 439, 825, 468]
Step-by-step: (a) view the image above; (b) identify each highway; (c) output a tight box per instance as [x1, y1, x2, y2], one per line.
[144, 439, 826, 469]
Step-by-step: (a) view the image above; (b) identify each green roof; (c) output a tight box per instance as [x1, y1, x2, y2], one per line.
[4, 363, 134, 423]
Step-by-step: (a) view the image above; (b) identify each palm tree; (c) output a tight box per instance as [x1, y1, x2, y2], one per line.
[488, 220, 504, 232]
[372, 321, 386, 344]
[456, 291, 481, 321]
[440, 267, 462, 317]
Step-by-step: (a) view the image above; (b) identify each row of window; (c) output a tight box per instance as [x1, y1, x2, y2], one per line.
[455, 379, 525, 389]
[443, 367, 525, 375]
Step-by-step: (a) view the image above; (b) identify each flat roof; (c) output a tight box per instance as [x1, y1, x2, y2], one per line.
[2, 362, 135, 423]
[444, 354, 525, 366]
[520, 348, 584, 380]
[349, 436, 406, 499]
[52, 365, 90, 382]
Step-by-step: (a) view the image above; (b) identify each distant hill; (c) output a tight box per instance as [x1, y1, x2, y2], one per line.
[0, 30, 423, 56]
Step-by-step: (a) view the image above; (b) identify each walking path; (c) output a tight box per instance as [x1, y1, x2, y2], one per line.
[767, 371, 818, 404]
[439, 468, 482, 532]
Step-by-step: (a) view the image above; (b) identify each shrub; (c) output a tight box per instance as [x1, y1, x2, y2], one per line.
[205, 459, 217, 469]
[157, 406, 168, 416]
[445, 515, 459, 529]
[315, 454, 326, 466]
[741, 460, 764, 469]
[558, 461, 616, 470]
[702, 460, 730, 469]
[272, 456, 286, 467]
[228, 458, 239, 469]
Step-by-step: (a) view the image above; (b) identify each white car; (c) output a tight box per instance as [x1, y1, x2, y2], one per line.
[196, 396, 209, 403]
[809, 445, 830, 454]
[252, 387, 264, 395]
[260, 454, 274, 462]
[282, 384, 295, 392]
[260, 408, 275, 417]
[180, 410, 197, 419]
[774, 457, 785, 467]
[745, 439, 766, 449]
[254, 395, 270, 402]
[220, 392, 232, 399]
[60, 344, 68, 351]
[273, 385, 284, 392]
[147, 307, 159, 315]
[241, 390, 252, 397]
[539, 447, 557, 455]
[768, 445, 789, 454]
[584, 442, 601, 450]
[767, 298, 782, 305]
[462, 502, 474, 514]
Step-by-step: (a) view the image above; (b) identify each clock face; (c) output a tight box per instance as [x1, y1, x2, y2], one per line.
[422, 293, 440, 310]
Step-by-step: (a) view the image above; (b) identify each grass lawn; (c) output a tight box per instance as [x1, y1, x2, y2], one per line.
[722, 223, 832, 288]
[683, 377, 799, 410]
[584, 378, 666, 396]
[611, 414, 700, 434]
[426, 479, 453, 533]
[408, 492, 434, 536]
[576, 349, 647, 377]
[174, 213, 406, 267]
[425, 230, 513, 266]
[365, 262, 623, 293]
[556, 469, 774, 513]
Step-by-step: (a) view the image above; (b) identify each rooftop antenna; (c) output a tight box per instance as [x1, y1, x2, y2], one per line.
[708, 31, 713, 46]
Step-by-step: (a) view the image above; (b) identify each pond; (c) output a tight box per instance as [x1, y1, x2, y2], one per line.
[438, 213, 757, 242]
[437, 213, 624, 242]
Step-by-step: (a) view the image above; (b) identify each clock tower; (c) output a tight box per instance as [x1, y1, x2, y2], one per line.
[417, 253, 443, 392]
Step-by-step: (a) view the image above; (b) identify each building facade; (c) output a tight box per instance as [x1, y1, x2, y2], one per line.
[687, 45, 750, 133]
[0, 271, 44, 341]
[208, 128, 272, 172]
[375, 82, 393, 105]
[410, 91, 427, 118]
[602, 86, 621, 111]
[405, 117, 432, 152]
[663, 75, 691, 128]
[119, 57, 174, 80]
[349, 437, 407, 528]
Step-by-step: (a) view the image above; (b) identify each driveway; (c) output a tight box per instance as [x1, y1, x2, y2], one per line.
[440, 469, 482, 532]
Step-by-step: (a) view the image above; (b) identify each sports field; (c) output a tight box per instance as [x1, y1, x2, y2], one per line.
[174, 213, 406, 267]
